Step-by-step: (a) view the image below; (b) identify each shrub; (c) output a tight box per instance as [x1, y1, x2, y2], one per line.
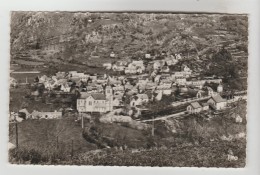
[9, 147, 71, 164]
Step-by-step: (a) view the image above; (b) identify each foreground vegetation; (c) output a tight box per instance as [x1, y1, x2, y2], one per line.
[9, 139, 245, 167]
[9, 100, 247, 167]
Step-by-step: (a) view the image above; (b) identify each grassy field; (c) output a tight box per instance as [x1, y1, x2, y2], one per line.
[9, 119, 97, 153]
[9, 87, 65, 112]
[10, 73, 41, 84]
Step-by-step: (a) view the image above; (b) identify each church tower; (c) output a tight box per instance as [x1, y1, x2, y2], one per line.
[105, 85, 113, 112]
[105, 85, 113, 99]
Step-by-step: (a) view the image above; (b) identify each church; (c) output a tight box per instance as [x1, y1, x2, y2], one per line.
[77, 86, 113, 113]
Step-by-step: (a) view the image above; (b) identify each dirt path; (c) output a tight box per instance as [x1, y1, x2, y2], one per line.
[141, 111, 186, 122]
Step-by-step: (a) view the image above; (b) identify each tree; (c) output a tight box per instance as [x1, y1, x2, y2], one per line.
[212, 48, 232, 62]
[34, 76, 39, 83]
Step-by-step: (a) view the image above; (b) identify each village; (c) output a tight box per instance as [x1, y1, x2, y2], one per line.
[9, 49, 246, 124]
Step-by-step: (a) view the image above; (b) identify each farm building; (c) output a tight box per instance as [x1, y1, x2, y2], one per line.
[187, 102, 202, 114]
[207, 94, 227, 110]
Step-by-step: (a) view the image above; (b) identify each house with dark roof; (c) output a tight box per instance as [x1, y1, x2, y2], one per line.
[207, 94, 227, 110]
[187, 101, 209, 114]
[187, 102, 202, 114]
[161, 66, 170, 73]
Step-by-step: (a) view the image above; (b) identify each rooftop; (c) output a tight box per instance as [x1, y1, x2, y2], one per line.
[137, 94, 149, 100]
[91, 93, 106, 100]
[79, 92, 91, 99]
[211, 94, 226, 103]
[190, 102, 202, 109]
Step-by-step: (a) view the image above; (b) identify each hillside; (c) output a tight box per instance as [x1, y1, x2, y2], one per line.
[10, 12, 248, 68]
[74, 139, 246, 167]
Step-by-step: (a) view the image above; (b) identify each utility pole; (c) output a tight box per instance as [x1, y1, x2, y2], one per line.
[81, 112, 84, 129]
[56, 136, 59, 149]
[152, 115, 155, 137]
[15, 117, 18, 149]
[71, 140, 74, 158]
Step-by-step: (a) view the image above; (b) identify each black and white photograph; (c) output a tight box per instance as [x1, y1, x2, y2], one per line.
[7, 11, 249, 167]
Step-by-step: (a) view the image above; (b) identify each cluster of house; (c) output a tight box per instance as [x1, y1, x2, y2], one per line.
[186, 94, 227, 114]
[103, 60, 146, 74]
[11, 50, 231, 120]
[103, 53, 182, 75]
[71, 68, 225, 114]
[9, 109, 62, 122]
[26, 57, 225, 114]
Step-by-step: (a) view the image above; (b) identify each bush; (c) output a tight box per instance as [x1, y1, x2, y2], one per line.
[9, 146, 71, 164]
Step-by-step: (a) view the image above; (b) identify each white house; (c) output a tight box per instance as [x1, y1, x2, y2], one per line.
[138, 77, 149, 85]
[156, 87, 172, 95]
[154, 75, 161, 83]
[206, 87, 217, 96]
[187, 102, 202, 114]
[113, 85, 125, 92]
[125, 67, 137, 74]
[191, 80, 206, 89]
[114, 91, 124, 100]
[110, 52, 115, 58]
[161, 66, 170, 73]
[132, 60, 144, 67]
[126, 61, 145, 73]
[145, 53, 151, 59]
[80, 75, 90, 82]
[113, 98, 122, 107]
[68, 71, 78, 77]
[136, 67, 144, 74]
[89, 75, 97, 81]
[103, 63, 112, 70]
[176, 77, 186, 85]
[112, 63, 125, 72]
[153, 61, 162, 70]
[171, 55, 179, 65]
[175, 53, 182, 60]
[158, 81, 172, 89]
[174, 72, 185, 78]
[207, 94, 227, 110]
[61, 84, 71, 92]
[137, 94, 149, 103]
[217, 83, 223, 93]
[183, 65, 192, 72]
[96, 78, 108, 84]
[165, 59, 173, 66]
[130, 94, 149, 107]
[206, 79, 222, 84]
